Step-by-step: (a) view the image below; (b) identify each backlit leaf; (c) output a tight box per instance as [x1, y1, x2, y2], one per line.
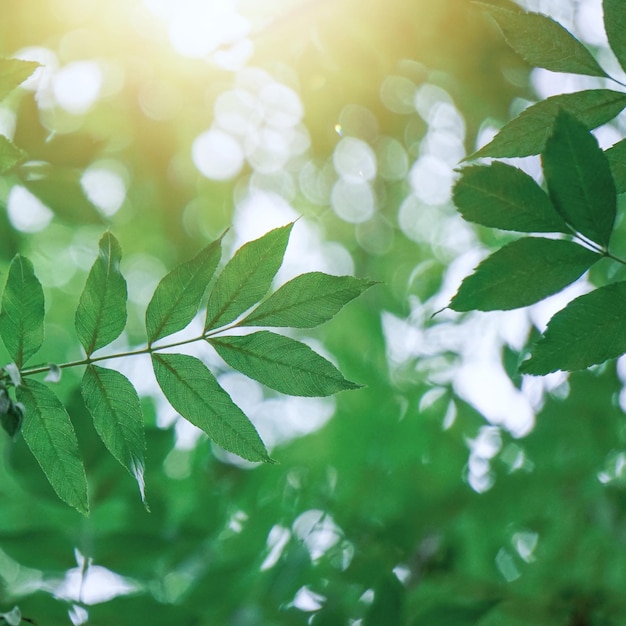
[453, 162, 568, 233]
[146, 235, 223, 344]
[17, 379, 89, 515]
[0, 58, 39, 102]
[0, 136, 26, 174]
[152, 352, 271, 463]
[82, 365, 147, 506]
[606, 139, 626, 194]
[450, 238, 599, 311]
[75, 232, 127, 355]
[521, 281, 626, 374]
[0, 255, 45, 368]
[209, 331, 362, 396]
[604, 0, 626, 74]
[542, 110, 616, 247]
[241, 272, 376, 328]
[205, 223, 293, 331]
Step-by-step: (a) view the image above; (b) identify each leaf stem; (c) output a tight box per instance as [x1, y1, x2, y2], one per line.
[604, 250, 626, 266]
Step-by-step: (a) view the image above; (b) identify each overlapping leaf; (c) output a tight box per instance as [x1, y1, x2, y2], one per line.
[75, 232, 127, 356]
[205, 223, 293, 331]
[450, 238, 599, 311]
[152, 352, 271, 462]
[241, 272, 375, 328]
[0, 58, 39, 102]
[606, 139, 626, 194]
[0, 255, 45, 368]
[209, 331, 362, 396]
[17, 379, 89, 515]
[604, 0, 626, 74]
[0, 135, 26, 174]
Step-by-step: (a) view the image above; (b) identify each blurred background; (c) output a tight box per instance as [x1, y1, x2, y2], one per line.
[2, 0, 626, 624]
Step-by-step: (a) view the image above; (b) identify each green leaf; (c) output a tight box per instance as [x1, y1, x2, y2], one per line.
[82, 365, 147, 506]
[0, 58, 39, 102]
[606, 139, 626, 194]
[75, 232, 127, 356]
[476, 3, 608, 77]
[0, 255, 45, 368]
[470, 90, 626, 159]
[17, 379, 89, 515]
[453, 162, 568, 233]
[241, 272, 376, 328]
[520, 281, 626, 374]
[604, 0, 626, 73]
[542, 110, 616, 247]
[450, 238, 599, 311]
[0, 135, 26, 174]
[209, 331, 362, 396]
[146, 235, 223, 344]
[152, 352, 271, 463]
[205, 223, 293, 331]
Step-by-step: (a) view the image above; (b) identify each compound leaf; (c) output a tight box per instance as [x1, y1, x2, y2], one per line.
[205, 223, 293, 331]
[450, 238, 599, 311]
[0, 255, 44, 368]
[146, 235, 223, 344]
[453, 162, 568, 233]
[82, 365, 147, 506]
[241, 272, 376, 328]
[0, 58, 39, 102]
[0, 135, 26, 174]
[543, 110, 616, 247]
[17, 379, 89, 515]
[75, 232, 127, 356]
[209, 331, 362, 396]
[606, 139, 626, 194]
[521, 281, 626, 374]
[152, 352, 271, 463]
[604, 0, 626, 74]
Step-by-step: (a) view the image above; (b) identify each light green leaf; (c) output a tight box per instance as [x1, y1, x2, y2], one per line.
[0, 255, 45, 368]
[0, 58, 39, 102]
[450, 238, 599, 311]
[146, 235, 223, 344]
[152, 352, 271, 463]
[604, 0, 626, 73]
[209, 331, 362, 396]
[0, 135, 26, 174]
[17, 379, 89, 515]
[205, 223, 293, 331]
[476, 3, 608, 77]
[75, 232, 127, 356]
[470, 90, 626, 159]
[453, 162, 568, 233]
[542, 110, 616, 247]
[241, 272, 376, 328]
[82, 365, 147, 506]
[606, 139, 626, 194]
[520, 281, 626, 374]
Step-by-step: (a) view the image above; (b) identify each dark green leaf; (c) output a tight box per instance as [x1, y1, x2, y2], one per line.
[521, 281, 626, 374]
[450, 238, 599, 311]
[205, 223, 293, 331]
[0, 135, 26, 174]
[0, 58, 39, 102]
[0, 255, 45, 368]
[152, 352, 271, 462]
[542, 110, 616, 247]
[241, 272, 376, 328]
[146, 235, 223, 344]
[82, 365, 147, 506]
[209, 331, 362, 396]
[606, 139, 626, 194]
[470, 90, 626, 159]
[476, 3, 608, 77]
[17, 379, 89, 515]
[453, 162, 568, 233]
[604, 0, 626, 73]
[75, 232, 127, 355]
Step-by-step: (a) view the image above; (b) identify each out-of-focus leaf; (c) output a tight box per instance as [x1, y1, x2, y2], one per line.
[241, 272, 376, 328]
[0, 58, 39, 101]
[17, 379, 89, 515]
[410, 599, 499, 626]
[469, 90, 626, 159]
[604, 0, 626, 74]
[606, 139, 626, 194]
[521, 281, 626, 374]
[476, 4, 608, 77]
[82, 365, 147, 506]
[0, 135, 26, 174]
[205, 223, 293, 331]
[209, 331, 362, 396]
[152, 352, 272, 462]
[145, 235, 223, 344]
[363, 574, 405, 626]
[75, 232, 127, 355]
[450, 238, 599, 311]
[542, 110, 616, 247]
[0, 255, 45, 368]
[453, 162, 568, 233]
